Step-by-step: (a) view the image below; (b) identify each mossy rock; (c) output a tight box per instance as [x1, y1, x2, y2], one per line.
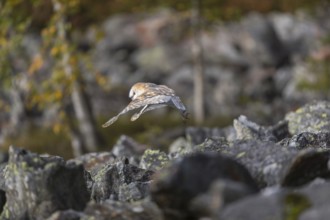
[285, 101, 330, 135]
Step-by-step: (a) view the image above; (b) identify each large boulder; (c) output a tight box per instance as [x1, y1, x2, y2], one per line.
[1, 147, 89, 220]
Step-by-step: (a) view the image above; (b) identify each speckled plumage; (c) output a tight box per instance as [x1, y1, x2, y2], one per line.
[102, 82, 188, 127]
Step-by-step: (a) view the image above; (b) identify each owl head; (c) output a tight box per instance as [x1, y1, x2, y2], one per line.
[129, 82, 156, 100]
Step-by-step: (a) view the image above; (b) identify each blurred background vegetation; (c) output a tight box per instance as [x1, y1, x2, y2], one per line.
[0, 0, 329, 158]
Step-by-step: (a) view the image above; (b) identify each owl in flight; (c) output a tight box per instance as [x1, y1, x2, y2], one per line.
[102, 82, 188, 127]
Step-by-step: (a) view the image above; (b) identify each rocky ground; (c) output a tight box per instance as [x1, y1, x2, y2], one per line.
[1, 100, 330, 220]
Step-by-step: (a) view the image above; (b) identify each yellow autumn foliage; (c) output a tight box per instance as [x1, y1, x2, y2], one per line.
[28, 54, 44, 75]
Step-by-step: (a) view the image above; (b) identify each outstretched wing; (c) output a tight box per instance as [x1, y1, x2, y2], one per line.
[102, 98, 147, 127]
[131, 95, 188, 121]
[131, 104, 168, 121]
[102, 95, 172, 127]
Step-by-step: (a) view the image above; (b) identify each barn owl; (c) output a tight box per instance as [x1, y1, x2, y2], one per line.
[102, 82, 188, 127]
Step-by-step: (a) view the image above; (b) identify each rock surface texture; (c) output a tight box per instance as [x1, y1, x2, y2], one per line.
[1, 100, 330, 219]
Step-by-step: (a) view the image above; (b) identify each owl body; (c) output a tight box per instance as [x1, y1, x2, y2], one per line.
[102, 82, 188, 127]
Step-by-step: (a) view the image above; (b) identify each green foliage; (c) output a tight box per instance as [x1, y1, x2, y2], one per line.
[284, 193, 311, 220]
[1, 125, 73, 159]
[297, 60, 330, 94]
[296, 32, 330, 97]
[0, 0, 33, 88]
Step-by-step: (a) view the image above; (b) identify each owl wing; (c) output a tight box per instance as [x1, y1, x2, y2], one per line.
[131, 104, 168, 121]
[102, 94, 173, 127]
[131, 95, 188, 121]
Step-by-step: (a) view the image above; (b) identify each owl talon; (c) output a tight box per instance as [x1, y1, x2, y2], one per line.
[131, 113, 140, 121]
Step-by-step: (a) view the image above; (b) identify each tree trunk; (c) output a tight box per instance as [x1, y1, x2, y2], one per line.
[191, 0, 205, 125]
[71, 80, 102, 153]
[53, 0, 103, 154]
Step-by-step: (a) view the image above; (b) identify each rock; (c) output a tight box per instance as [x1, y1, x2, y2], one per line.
[82, 200, 164, 220]
[298, 181, 330, 220]
[46, 210, 86, 220]
[270, 12, 319, 59]
[90, 158, 153, 202]
[189, 179, 258, 218]
[280, 132, 330, 149]
[185, 126, 233, 146]
[139, 149, 170, 171]
[281, 149, 330, 187]
[112, 135, 147, 165]
[298, 179, 330, 206]
[300, 207, 330, 220]
[196, 137, 229, 153]
[168, 137, 192, 158]
[239, 13, 289, 67]
[285, 101, 330, 135]
[233, 115, 277, 141]
[150, 152, 258, 219]
[0, 190, 5, 214]
[199, 139, 298, 187]
[218, 191, 311, 220]
[67, 151, 116, 172]
[196, 136, 330, 188]
[0, 147, 89, 220]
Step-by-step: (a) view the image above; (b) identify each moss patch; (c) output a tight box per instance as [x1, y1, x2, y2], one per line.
[284, 193, 311, 220]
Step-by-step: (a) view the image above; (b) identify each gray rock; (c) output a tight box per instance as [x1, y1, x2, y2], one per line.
[0, 147, 89, 220]
[185, 126, 232, 146]
[67, 151, 116, 172]
[233, 115, 277, 141]
[280, 132, 330, 149]
[46, 210, 86, 220]
[239, 13, 289, 67]
[298, 181, 330, 220]
[218, 191, 310, 220]
[189, 179, 258, 218]
[300, 206, 330, 220]
[281, 149, 330, 187]
[139, 149, 169, 171]
[285, 101, 330, 135]
[199, 139, 298, 187]
[82, 200, 164, 220]
[270, 12, 319, 59]
[150, 152, 258, 219]
[299, 181, 330, 206]
[90, 158, 153, 202]
[112, 135, 147, 162]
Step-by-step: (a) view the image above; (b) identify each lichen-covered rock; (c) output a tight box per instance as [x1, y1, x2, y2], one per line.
[150, 152, 258, 219]
[185, 126, 232, 146]
[279, 132, 330, 149]
[112, 135, 147, 158]
[198, 139, 298, 187]
[0, 147, 90, 220]
[285, 101, 330, 135]
[168, 137, 192, 158]
[82, 200, 164, 220]
[195, 137, 229, 153]
[233, 115, 289, 142]
[67, 152, 116, 172]
[90, 158, 153, 202]
[139, 149, 169, 171]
